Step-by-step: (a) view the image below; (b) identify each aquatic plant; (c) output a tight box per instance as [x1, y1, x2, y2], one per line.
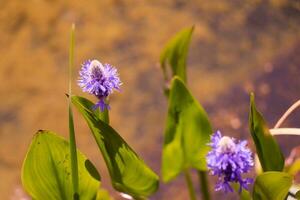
[20, 24, 300, 200]
[21, 24, 159, 200]
[159, 26, 300, 200]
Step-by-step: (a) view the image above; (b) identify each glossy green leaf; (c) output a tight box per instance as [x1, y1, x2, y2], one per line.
[162, 77, 212, 182]
[249, 93, 284, 171]
[72, 96, 159, 199]
[253, 171, 292, 200]
[96, 189, 112, 200]
[160, 26, 194, 83]
[22, 130, 102, 200]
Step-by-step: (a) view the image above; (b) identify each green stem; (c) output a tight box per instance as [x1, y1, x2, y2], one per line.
[198, 171, 210, 200]
[184, 169, 197, 200]
[68, 23, 79, 199]
[99, 98, 109, 124]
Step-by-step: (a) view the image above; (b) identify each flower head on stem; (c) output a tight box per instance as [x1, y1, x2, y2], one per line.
[206, 131, 254, 193]
[78, 59, 122, 111]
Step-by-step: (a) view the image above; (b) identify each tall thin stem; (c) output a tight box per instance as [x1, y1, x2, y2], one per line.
[270, 128, 300, 136]
[68, 23, 79, 199]
[198, 171, 210, 200]
[99, 98, 109, 124]
[184, 169, 197, 200]
[274, 100, 300, 128]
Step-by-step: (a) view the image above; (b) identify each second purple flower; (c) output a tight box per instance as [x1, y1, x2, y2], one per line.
[206, 131, 254, 193]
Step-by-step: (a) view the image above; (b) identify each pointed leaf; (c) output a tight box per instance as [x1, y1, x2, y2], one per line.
[249, 93, 284, 171]
[22, 130, 102, 200]
[162, 77, 212, 182]
[72, 96, 159, 199]
[160, 26, 194, 83]
[253, 172, 292, 200]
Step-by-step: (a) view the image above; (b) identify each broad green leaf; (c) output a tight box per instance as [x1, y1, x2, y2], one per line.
[162, 76, 212, 182]
[22, 130, 102, 200]
[72, 96, 159, 199]
[96, 189, 111, 200]
[253, 171, 292, 200]
[160, 26, 194, 83]
[249, 93, 284, 171]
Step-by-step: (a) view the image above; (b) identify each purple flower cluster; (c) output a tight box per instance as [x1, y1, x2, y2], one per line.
[206, 131, 254, 193]
[78, 59, 122, 111]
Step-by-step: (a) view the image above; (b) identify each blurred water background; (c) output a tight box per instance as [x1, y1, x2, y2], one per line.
[0, 0, 300, 199]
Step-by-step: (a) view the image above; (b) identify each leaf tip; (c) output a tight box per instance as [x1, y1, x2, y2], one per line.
[171, 75, 184, 83]
[72, 23, 75, 31]
[36, 129, 45, 134]
[191, 25, 195, 31]
[170, 76, 184, 90]
[249, 92, 256, 113]
[250, 92, 255, 102]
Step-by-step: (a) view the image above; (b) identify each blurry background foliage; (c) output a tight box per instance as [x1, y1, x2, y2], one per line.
[0, 0, 300, 199]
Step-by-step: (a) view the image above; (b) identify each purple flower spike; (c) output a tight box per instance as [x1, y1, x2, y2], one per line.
[78, 59, 122, 111]
[206, 131, 254, 193]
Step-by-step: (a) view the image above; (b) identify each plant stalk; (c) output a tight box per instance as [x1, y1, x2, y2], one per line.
[270, 128, 300, 136]
[99, 98, 109, 124]
[198, 171, 210, 200]
[274, 99, 300, 128]
[68, 23, 79, 199]
[184, 169, 197, 200]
